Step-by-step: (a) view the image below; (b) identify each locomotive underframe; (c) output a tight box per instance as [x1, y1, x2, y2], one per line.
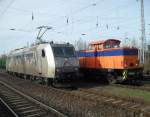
[7, 68, 79, 85]
[80, 67, 143, 83]
[55, 68, 78, 80]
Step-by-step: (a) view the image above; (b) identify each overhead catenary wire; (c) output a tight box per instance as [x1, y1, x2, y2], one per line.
[43, 0, 138, 36]
[1, 0, 135, 33]
[0, 0, 15, 17]
[0, 0, 147, 47]
[0, 0, 137, 29]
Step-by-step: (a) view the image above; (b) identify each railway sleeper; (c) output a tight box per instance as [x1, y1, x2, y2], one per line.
[2, 94, 21, 99]
[103, 98, 115, 102]
[5, 97, 23, 101]
[20, 109, 45, 116]
[111, 100, 122, 105]
[6, 98, 25, 102]
[11, 101, 29, 105]
[24, 112, 47, 117]
[11, 103, 32, 108]
[142, 106, 150, 116]
[7, 99, 27, 104]
[0, 92, 19, 97]
[121, 103, 139, 111]
[16, 106, 35, 111]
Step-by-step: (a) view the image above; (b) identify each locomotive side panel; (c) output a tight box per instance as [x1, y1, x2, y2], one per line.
[37, 44, 55, 78]
[96, 56, 123, 69]
[6, 44, 53, 78]
[24, 44, 55, 78]
[81, 49, 140, 70]
[84, 50, 96, 69]
[79, 50, 96, 69]
[123, 55, 139, 69]
[79, 50, 124, 69]
[45, 45, 55, 78]
[24, 51, 37, 76]
[36, 46, 48, 77]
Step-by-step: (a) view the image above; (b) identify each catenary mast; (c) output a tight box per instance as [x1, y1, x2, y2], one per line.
[140, 0, 146, 64]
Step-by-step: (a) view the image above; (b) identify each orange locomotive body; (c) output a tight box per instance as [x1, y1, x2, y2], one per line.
[79, 39, 143, 83]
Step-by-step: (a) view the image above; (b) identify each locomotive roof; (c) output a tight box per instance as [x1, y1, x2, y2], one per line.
[8, 42, 74, 56]
[90, 39, 121, 45]
[51, 43, 73, 47]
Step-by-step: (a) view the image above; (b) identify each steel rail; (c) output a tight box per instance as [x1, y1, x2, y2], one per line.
[0, 98, 19, 117]
[0, 81, 68, 117]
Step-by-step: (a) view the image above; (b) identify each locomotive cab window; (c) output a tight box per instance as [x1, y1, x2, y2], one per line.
[42, 49, 45, 57]
[98, 44, 103, 50]
[52, 46, 75, 57]
[64, 47, 75, 57]
[88, 45, 94, 50]
[112, 43, 120, 48]
[105, 42, 111, 49]
[52, 47, 64, 57]
[112, 42, 120, 48]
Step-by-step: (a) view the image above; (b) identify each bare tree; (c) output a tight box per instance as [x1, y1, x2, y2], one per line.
[74, 38, 87, 51]
[0, 54, 7, 69]
[130, 37, 139, 48]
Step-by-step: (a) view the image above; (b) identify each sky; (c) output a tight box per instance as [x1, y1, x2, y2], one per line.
[0, 0, 150, 54]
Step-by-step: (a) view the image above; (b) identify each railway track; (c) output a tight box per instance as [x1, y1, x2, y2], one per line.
[77, 88, 150, 116]
[143, 75, 150, 83]
[111, 83, 150, 92]
[109, 75, 150, 92]
[0, 81, 67, 117]
[0, 71, 150, 117]
[0, 98, 17, 117]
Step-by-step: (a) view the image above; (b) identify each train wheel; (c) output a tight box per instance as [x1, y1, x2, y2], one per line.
[23, 75, 27, 80]
[44, 78, 52, 86]
[51, 78, 58, 87]
[41, 78, 45, 85]
[47, 79, 53, 86]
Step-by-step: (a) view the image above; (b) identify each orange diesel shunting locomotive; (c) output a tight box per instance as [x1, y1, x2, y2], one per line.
[79, 39, 143, 83]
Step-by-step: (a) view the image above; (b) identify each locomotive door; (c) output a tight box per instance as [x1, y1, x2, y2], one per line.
[22, 51, 26, 74]
[36, 49, 42, 75]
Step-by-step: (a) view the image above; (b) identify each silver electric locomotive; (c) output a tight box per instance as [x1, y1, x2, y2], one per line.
[6, 42, 79, 85]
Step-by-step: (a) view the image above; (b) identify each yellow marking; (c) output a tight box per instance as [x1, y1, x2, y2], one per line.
[123, 70, 128, 80]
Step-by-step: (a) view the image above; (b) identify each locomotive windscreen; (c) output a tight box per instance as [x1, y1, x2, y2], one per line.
[52, 46, 75, 57]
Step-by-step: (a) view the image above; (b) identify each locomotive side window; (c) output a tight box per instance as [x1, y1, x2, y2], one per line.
[112, 43, 119, 48]
[98, 44, 103, 50]
[112, 42, 120, 48]
[105, 42, 111, 49]
[88, 45, 95, 50]
[42, 49, 45, 57]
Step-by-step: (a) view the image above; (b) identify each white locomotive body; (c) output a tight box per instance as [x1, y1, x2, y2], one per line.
[6, 42, 79, 84]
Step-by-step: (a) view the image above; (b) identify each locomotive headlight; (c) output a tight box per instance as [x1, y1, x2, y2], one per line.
[135, 63, 138, 66]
